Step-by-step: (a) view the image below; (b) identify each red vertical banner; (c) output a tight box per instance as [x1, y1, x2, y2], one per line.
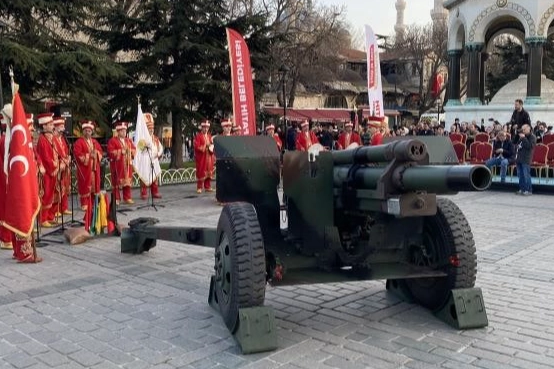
[226, 28, 256, 136]
[3, 93, 40, 237]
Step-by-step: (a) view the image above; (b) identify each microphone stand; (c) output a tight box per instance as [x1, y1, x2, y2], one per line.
[137, 145, 164, 211]
[64, 136, 86, 227]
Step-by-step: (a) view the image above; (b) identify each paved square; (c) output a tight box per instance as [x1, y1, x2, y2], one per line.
[1, 185, 553, 368]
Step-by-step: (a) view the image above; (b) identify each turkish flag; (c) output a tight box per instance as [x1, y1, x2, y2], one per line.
[3, 93, 40, 237]
[432, 73, 444, 98]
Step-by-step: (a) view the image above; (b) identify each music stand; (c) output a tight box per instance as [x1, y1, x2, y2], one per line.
[137, 146, 164, 211]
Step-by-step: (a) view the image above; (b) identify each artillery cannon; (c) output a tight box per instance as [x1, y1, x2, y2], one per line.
[121, 136, 491, 354]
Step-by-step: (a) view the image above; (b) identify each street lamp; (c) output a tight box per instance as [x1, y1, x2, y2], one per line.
[278, 64, 290, 133]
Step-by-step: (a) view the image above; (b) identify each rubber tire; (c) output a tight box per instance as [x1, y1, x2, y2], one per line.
[404, 197, 477, 311]
[215, 202, 266, 333]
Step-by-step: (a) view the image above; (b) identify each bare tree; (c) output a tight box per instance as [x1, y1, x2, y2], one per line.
[391, 22, 448, 114]
[272, 2, 348, 107]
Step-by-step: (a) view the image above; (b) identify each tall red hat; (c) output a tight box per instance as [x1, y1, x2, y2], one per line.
[265, 124, 275, 130]
[200, 120, 210, 128]
[37, 112, 54, 125]
[114, 121, 128, 131]
[53, 117, 65, 126]
[300, 120, 309, 127]
[81, 120, 95, 131]
[221, 119, 232, 127]
[367, 116, 384, 128]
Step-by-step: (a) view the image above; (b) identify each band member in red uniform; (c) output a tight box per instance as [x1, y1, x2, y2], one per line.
[220, 119, 232, 136]
[73, 120, 103, 212]
[108, 121, 136, 204]
[367, 117, 385, 146]
[194, 120, 215, 193]
[231, 125, 240, 136]
[266, 124, 282, 152]
[337, 121, 362, 150]
[140, 113, 163, 200]
[35, 113, 59, 227]
[295, 120, 319, 151]
[52, 117, 71, 218]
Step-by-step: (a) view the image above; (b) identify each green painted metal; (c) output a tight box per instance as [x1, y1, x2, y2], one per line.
[434, 288, 489, 329]
[122, 135, 492, 354]
[214, 136, 281, 242]
[334, 164, 492, 193]
[208, 275, 277, 354]
[120, 217, 217, 254]
[234, 307, 278, 354]
[331, 139, 427, 165]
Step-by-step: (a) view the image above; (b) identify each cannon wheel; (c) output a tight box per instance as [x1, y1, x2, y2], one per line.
[214, 202, 266, 333]
[404, 197, 477, 311]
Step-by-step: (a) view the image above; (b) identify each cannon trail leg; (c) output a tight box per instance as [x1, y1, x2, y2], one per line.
[210, 202, 277, 354]
[388, 197, 488, 329]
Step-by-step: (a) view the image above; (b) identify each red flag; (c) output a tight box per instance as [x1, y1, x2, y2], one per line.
[432, 73, 443, 98]
[2, 93, 40, 237]
[227, 28, 256, 136]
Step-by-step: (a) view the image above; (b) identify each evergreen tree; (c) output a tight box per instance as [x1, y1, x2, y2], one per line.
[486, 38, 526, 100]
[93, 0, 272, 168]
[0, 1, 125, 128]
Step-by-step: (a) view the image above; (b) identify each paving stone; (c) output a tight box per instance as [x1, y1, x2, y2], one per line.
[68, 349, 104, 367]
[0, 189, 552, 368]
[36, 350, 70, 366]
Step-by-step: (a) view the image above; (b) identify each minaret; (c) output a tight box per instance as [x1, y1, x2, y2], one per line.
[431, 0, 448, 26]
[394, 0, 406, 39]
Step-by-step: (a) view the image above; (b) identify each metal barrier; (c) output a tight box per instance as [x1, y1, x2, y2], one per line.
[70, 167, 214, 192]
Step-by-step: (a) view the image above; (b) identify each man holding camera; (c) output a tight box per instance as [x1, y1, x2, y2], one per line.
[515, 124, 536, 195]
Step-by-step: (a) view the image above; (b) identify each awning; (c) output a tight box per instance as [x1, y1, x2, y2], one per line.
[263, 107, 350, 123]
[262, 107, 401, 122]
[263, 107, 308, 122]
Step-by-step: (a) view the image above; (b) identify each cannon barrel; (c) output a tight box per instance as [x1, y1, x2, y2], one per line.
[331, 139, 427, 165]
[333, 164, 492, 193]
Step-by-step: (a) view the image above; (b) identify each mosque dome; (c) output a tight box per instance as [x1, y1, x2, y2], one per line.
[490, 74, 554, 105]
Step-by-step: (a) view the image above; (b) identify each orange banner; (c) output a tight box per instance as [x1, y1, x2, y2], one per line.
[226, 28, 256, 136]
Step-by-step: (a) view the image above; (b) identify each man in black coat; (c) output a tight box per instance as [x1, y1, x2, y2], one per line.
[510, 98, 531, 142]
[485, 131, 514, 183]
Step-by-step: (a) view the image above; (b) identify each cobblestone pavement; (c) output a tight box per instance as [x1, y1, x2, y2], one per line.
[0, 185, 553, 369]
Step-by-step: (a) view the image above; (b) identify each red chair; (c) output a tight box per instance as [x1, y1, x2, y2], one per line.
[531, 143, 549, 182]
[542, 134, 554, 145]
[475, 142, 493, 164]
[452, 141, 466, 164]
[449, 133, 463, 143]
[547, 142, 554, 180]
[469, 142, 482, 164]
[475, 132, 490, 143]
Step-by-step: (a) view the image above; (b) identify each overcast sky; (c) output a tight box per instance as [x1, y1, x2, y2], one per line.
[319, 0, 438, 46]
